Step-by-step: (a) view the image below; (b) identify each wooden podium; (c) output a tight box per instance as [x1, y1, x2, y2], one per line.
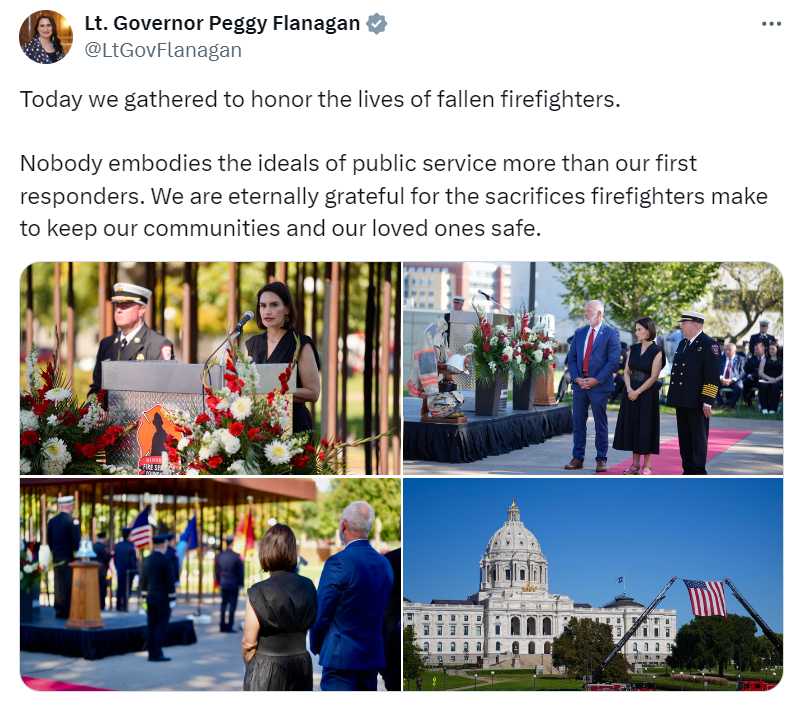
[66, 561, 105, 630]
[533, 365, 559, 407]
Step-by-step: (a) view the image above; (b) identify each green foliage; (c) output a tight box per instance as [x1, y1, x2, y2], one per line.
[551, 616, 631, 681]
[552, 262, 720, 331]
[756, 633, 783, 667]
[710, 263, 783, 341]
[668, 614, 759, 677]
[305, 478, 401, 542]
[404, 627, 425, 681]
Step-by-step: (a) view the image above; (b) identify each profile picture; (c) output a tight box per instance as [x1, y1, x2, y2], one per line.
[20, 10, 72, 64]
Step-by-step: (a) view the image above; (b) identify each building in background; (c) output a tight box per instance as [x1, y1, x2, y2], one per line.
[403, 263, 511, 313]
[404, 500, 676, 671]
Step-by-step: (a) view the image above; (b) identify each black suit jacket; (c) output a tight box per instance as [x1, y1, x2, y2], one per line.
[745, 355, 765, 381]
[93, 541, 111, 574]
[89, 323, 175, 396]
[214, 549, 244, 590]
[142, 550, 177, 605]
[666, 332, 721, 408]
[382, 548, 402, 664]
[47, 512, 80, 563]
[113, 539, 138, 575]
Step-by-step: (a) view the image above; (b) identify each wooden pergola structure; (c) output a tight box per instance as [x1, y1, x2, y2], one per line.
[22, 262, 401, 474]
[21, 477, 317, 606]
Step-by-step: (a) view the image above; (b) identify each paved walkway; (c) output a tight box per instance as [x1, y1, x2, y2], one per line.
[403, 410, 782, 476]
[19, 600, 387, 692]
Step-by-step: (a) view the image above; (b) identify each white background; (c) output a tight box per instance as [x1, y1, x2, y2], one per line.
[5, 1, 797, 699]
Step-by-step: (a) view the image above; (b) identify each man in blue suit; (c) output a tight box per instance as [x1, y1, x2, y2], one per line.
[714, 342, 745, 410]
[310, 501, 394, 691]
[564, 300, 621, 472]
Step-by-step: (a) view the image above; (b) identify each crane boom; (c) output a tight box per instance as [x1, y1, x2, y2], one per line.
[591, 576, 678, 684]
[724, 578, 782, 656]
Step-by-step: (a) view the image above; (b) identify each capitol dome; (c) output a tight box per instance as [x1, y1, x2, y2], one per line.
[478, 499, 549, 594]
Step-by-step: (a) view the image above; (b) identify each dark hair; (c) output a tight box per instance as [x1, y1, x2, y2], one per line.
[768, 342, 781, 358]
[754, 341, 766, 353]
[635, 317, 657, 341]
[255, 282, 297, 331]
[35, 15, 63, 55]
[258, 523, 297, 573]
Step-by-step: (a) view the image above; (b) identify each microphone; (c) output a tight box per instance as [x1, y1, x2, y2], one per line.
[233, 310, 254, 333]
[478, 289, 491, 300]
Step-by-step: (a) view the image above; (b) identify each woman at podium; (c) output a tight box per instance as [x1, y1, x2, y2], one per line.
[246, 282, 320, 432]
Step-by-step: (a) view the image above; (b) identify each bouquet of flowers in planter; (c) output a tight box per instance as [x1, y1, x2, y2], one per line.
[510, 308, 559, 379]
[20, 344, 134, 475]
[164, 339, 387, 475]
[466, 304, 526, 387]
[20, 541, 44, 593]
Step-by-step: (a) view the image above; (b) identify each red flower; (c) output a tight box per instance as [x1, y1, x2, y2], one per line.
[168, 448, 179, 463]
[291, 454, 309, 469]
[83, 444, 98, 458]
[32, 402, 51, 416]
[321, 439, 329, 448]
[552, 362, 557, 369]
[305, 444, 314, 453]
[318, 452, 325, 461]
[207, 456, 223, 468]
[269, 424, 283, 436]
[247, 427, 263, 441]
[196, 413, 211, 424]
[502, 354, 510, 362]
[21, 431, 40, 446]
[96, 390, 106, 403]
[483, 343, 490, 352]
[205, 396, 220, 412]
[229, 422, 245, 437]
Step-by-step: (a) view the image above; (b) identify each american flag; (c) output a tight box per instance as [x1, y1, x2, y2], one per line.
[128, 506, 152, 549]
[683, 579, 727, 618]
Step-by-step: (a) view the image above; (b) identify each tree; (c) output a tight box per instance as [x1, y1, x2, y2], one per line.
[756, 633, 783, 668]
[304, 478, 401, 542]
[711, 263, 783, 342]
[552, 617, 631, 682]
[403, 626, 424, 683]
[668, 614, 757, 676]
[551, 262, 720, 332]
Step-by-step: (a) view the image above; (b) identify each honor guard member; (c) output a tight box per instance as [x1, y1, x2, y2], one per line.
[46, 496, 81, 618]
[142, 533, 177, 662]
[214, 536, 244, 633]
[89, 283, 175, 399]
[748, 320, 776, 357]
[666, 311, 721, 475]
[93, 531, 112, 610]
[114, 527, 138, 611]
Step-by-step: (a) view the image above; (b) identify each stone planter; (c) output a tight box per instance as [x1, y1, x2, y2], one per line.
[475, 373, 505, 416]
[512, 371, 538, 410]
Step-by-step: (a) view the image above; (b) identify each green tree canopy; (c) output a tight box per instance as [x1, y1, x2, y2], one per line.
[302, 478, 400, 542]
[710, 263, 783, 342]
[551, 262, 721, 332]
[552, 616, 631, 682]
[403, 627, 425, 682]
[668, 614, 758, 676]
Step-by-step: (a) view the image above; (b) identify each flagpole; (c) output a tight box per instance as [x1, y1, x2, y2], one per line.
[197, 495, 203, 616]
[623, 568, 626, 597]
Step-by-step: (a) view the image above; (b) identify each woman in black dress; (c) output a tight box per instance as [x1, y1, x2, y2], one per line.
[242, 524, 318, 691]
[245, 282, 321, 432]
[758, 342, 783, 413]
[613, 317, 666, 475]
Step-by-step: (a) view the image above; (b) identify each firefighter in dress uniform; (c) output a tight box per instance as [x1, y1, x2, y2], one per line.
[141, 533, 177, 662]
[666, 311, 721, 475]
[88, 283, 175, 399]
[46, 496, 81, 618]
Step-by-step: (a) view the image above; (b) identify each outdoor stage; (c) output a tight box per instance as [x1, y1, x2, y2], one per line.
[21, 605, 197, 661]
[403, 398, 573, 463]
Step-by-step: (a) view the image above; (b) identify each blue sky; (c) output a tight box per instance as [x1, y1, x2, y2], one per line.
[403, 478, 783, 631]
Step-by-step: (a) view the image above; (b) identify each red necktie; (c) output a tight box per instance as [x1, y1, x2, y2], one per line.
[725, 359, 731, 379]
[582, 327, 595, 373]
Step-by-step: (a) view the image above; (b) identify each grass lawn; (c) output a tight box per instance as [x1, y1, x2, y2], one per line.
[405, 673, 582, 692]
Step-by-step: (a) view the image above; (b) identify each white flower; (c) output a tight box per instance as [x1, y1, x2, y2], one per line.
[490, 336, 498, 347]
[503, 346, 514, 358]
[44, 388, 72, 403]
[488, 360, 497, 372]
[185, 468, 199, 477]
[463, 343, 476, 352]
[23, 564, 34, 574]
[198, 445, 216, 460]
[19, 458, 32, 475]
[221, 431, 241, 455]
[177, 437, 191, 451]
[42, 438, 70, 474]
[20, 410, 38, 432]
[264, 441, 291, 465]
[230, 396, 253, 421]
[229, 460, 247, 475]
[47, 415, 61, 427]
[534, 349, 544, 363]
[216, 397, 231, 411]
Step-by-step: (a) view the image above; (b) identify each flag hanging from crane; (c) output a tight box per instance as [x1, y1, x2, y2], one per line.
[683, 579, 727, 618]
[232, 508, 255, 557]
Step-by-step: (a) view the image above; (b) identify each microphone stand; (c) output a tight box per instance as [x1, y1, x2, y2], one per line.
[478, 290, 515, 317]
[200, 326, 243, 411]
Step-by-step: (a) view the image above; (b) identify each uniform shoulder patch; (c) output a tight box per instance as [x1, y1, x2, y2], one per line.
[711, 345, 720, 355]
[161, 345, 172, 360]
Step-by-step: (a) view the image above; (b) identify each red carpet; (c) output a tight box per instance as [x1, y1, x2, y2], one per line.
[22, 677, 111, 691]
[599, 429, 752, 475]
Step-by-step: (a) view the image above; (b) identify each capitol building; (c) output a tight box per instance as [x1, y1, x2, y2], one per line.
[404, 500, 677, 670]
